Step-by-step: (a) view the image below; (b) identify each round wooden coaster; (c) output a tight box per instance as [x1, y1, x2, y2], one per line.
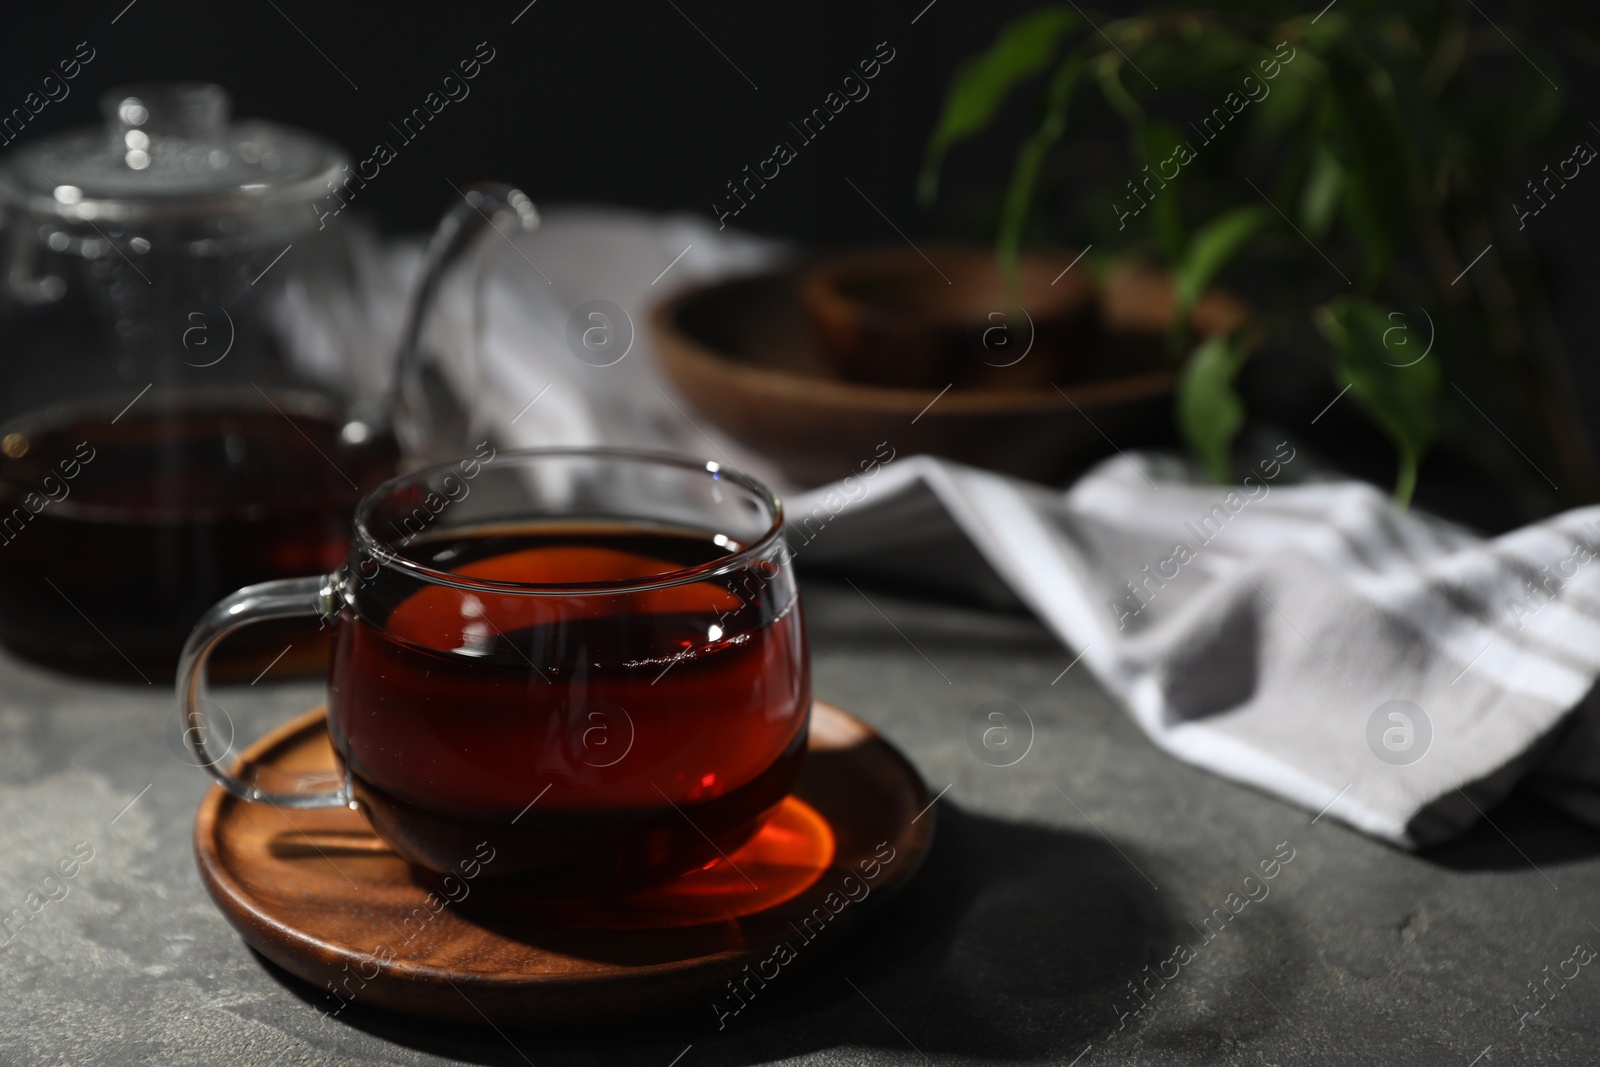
[193, 701, 933, 1027]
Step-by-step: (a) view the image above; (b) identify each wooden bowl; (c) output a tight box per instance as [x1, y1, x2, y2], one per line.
[651, 261, 1251, 487]
[800, 246, 1099, 388]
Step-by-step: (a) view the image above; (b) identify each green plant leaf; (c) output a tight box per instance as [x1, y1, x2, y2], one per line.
[1174, 205, 1270, 314]
[1315, 296, 1441, 507]
[1178, 333, 1249, 483]
[1138, 119, 1187, 261]
[1249, 47, 1318, 141]
[1300, 142, 1342, 236]
[1325, 59, 1417, 286]
[995, 49, 1087, 295]
[1094, 51, 1144, 126]
[918, 7, 1077, 205]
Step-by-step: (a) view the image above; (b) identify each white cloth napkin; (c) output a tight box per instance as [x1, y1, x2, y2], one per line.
[791, 450, 1600, 847]
[414, 206, 1600, 847]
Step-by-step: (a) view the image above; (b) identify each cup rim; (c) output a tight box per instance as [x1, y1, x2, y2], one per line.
[352, 446, 787, 596]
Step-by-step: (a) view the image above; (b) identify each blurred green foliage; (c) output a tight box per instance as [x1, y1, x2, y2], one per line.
[921, 0, 1593, 511]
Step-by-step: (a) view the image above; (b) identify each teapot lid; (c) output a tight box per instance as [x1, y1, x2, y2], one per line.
[0, 83, 346, 223]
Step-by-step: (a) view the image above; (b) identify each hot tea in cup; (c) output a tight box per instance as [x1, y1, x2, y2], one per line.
[178, 449, 810, 895]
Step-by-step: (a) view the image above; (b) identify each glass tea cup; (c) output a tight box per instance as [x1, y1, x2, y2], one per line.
[178, 449, 811, 894]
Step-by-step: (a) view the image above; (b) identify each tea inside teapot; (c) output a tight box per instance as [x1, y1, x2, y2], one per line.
[0, 390, 398, 678]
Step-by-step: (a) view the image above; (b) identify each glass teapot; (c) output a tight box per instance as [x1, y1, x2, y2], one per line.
[0, 82, 533, 679]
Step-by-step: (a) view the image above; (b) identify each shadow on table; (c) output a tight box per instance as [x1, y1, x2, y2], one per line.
[1418, 786, 1600, 872]
[258, 802, 1212, 1065]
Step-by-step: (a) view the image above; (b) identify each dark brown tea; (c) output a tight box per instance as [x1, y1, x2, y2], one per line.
[0, 391, 397, 678]
[326, 524, 811, 894]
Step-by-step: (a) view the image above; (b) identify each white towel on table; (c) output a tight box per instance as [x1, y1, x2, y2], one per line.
[789, 450, 1600, 847]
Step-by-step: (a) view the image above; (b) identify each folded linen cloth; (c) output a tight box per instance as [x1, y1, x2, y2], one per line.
[791, 449, 1600, 846]
[416, 206, 1600, 847]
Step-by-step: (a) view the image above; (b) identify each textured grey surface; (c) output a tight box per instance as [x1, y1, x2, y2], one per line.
[0, 577, 1596, 1065]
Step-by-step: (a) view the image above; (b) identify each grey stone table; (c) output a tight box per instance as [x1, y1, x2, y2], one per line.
[2, 576, 1595, 1065]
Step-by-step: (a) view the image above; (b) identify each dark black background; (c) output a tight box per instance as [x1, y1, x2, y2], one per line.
[3, 0, 1598, 523]
[0, 0, 1050, 239]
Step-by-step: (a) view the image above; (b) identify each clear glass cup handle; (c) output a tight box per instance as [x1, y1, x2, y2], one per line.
[176, 574, 347, 808]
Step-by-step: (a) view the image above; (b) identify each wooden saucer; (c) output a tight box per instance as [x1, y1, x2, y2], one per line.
[193, 701, 933, 1026]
